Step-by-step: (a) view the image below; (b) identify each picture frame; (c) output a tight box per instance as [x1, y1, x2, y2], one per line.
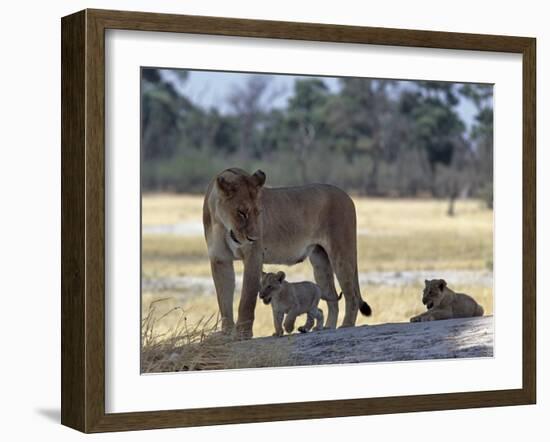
[61, 8, 536, 433]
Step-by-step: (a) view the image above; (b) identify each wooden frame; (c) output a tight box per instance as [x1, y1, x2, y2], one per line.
[61, 8, 536, 433]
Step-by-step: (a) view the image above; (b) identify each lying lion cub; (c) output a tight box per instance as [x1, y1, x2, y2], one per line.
[410, 279, 484, 322]
[259, 271, 342, 336]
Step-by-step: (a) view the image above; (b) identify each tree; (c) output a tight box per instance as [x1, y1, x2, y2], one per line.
[139, 68, 492, 200]
[399, 81, 470, 212]
[141, 68, 192, 161]
[286, 79, 330, 183]
[459, 84, 494, 208]
[324, 78, 399, 194]
[227, 75, 271, 159]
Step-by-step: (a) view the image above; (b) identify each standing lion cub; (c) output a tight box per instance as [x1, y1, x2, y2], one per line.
[259, 271, 342, 336]
[410, 279, 484, 322]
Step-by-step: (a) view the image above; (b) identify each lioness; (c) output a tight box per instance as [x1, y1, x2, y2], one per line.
[410, 279, 484, 322]
[259, 271, 342, 336]
[203, 168, 372, 338]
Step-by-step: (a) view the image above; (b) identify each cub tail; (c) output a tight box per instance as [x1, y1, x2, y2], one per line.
[321, 291, 343, 302]
[321, 291, 372, 317]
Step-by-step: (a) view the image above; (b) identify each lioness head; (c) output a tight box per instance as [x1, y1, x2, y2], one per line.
[259, 271, 286, 305]
[215, 168, 266, 246]
[422, 279, 447, 309]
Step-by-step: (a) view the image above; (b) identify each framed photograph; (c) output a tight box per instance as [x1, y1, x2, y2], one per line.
[61, 9, 536, 433]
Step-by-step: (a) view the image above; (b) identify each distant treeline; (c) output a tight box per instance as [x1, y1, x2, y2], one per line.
[141, 69, 493, 212]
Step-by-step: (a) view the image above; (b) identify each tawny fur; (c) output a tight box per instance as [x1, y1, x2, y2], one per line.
[203, 168, 371, 338]
[259, 271, 342, 336]
[410, 279, 484, 323]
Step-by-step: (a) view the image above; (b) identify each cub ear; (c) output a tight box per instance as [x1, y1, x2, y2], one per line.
[251, 169, 266, 188]
[217, 176, 236, 196]
[261, 271, 267, 278]
[438, 279, 447, 290]
[276, 271, 286, 282]
[424, 279, 430, 286]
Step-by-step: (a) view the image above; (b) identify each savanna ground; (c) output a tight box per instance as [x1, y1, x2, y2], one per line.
[141, 194, 493, 372]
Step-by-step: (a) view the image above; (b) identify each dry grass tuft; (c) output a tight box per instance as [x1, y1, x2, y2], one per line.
[141, 299, 295, 373]
[141, 299, 227, 372]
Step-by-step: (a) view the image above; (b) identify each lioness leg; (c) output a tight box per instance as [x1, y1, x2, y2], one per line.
[310, 246, 339, 329]
[210, 259, 236, 334]
[236, 249, 262, 339]
[332, 259, 360, 327]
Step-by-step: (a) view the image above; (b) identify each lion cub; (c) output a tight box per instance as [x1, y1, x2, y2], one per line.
[410, 279, 484, 322]
[259, 271, 341, 336]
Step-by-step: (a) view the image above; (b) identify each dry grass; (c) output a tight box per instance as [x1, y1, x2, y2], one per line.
[142, 194, 205, 225]
[142, 283, 493, 340]
[141, 194, 494, 372]
[142, 196, 493, 278]
[141, 299, 226, 372]
[141, 298, 294, 373]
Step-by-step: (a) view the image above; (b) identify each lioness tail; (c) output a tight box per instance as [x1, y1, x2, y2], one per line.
[359, 300, 372, 316]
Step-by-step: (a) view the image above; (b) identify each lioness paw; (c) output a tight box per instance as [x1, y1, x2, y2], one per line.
[235, 324, 253, 340]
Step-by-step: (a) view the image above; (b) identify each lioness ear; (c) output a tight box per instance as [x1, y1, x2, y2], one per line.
[217, 176, 236, 196]
[251, 170, 266, 188]
[438, 279, 447, 290]
[424, 279, 429, 286]
[276, 271, 285, 282]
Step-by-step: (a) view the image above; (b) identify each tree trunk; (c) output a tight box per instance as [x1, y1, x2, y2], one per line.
[447, 192, 457, 217]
